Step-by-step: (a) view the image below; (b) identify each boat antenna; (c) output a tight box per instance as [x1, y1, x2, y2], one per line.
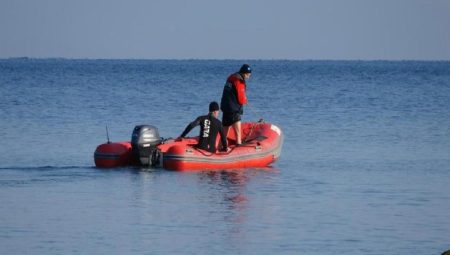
[106, 125, 111, 144]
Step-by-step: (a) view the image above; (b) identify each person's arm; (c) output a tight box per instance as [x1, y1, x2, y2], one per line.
[235, 80, 247, 105]
[180, 117, 201, 138]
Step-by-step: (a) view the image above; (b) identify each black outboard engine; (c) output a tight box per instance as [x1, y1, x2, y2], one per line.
[131, 125, 162, 166]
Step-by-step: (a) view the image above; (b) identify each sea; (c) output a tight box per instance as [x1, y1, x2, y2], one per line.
[0, 59, 449, 255]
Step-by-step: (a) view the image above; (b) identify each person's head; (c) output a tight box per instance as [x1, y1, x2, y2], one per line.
[209, 101, 220, 117]
[239, 64, 252, 80]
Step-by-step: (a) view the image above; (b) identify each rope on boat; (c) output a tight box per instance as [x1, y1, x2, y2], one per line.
[243, 118, 265, 144]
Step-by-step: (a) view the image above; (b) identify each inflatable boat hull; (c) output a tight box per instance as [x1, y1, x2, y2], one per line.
[94, 122, 283, 171]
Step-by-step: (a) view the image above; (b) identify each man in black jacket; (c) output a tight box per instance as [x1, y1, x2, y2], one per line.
[179, 101, 228, 153]
[220, 64, 251, 146]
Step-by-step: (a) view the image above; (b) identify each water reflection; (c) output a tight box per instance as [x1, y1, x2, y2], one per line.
[198, 168, 278, 205]
[197, 168, 279, 238]
[199, 170, 249, 208]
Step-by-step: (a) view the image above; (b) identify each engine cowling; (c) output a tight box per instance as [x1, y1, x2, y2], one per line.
[131, 125, 162, 166]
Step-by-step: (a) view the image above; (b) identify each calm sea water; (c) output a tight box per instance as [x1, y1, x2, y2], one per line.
[1, 59, 449, 254]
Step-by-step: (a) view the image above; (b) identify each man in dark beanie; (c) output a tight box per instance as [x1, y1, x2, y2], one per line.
[220, 64, 251, 146]
[179, 101, 228, 153]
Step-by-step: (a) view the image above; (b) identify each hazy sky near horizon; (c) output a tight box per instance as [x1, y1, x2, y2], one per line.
[1, 0, 449, 60]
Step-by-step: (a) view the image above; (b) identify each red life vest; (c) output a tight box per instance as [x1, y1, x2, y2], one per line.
[220, 73, 247, 114]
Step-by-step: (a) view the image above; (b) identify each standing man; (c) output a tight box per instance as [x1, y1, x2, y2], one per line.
[220, 64, 251, 146]
[179, 101, 228, 153]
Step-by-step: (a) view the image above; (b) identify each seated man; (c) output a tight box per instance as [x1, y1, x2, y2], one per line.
[179, 101, 228, 153]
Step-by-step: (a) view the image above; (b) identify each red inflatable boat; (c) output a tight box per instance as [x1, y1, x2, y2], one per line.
[94, 121, 283, 171]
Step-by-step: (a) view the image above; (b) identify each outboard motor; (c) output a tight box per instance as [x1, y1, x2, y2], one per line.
[131, 125, 162, 166]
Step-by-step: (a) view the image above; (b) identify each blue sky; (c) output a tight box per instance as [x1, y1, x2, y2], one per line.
[1, 0, 449, 60]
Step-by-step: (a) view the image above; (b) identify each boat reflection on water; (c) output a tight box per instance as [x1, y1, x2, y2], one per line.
[198, 167, 279, 206]
[196, 167, 279, 237]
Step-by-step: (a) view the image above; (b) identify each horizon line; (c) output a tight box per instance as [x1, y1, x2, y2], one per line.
[1, 56, 450, 62]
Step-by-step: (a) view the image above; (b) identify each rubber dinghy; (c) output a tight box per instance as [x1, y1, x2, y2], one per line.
[94, 121, 283, 171]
